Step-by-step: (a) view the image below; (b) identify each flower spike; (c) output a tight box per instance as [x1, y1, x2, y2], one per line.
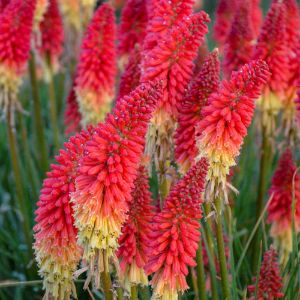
[213, 0, 236, 51]
[248, 246, 284, 299]
[196, 60, 270, 197]
[72, 82, 162, 286]
[117, 165, 155, 291]
[253, 0, 288, 133]
[75, 3, 117, 126]
[145, 158, 208, 299]
[118, 0, 147, 65]
[38, 0, 64, 72]
[175, 50, 220, 174]
[34, 129, 92, 300]
[267, 148, 300, 261]
[223, 0, 256, 77]
[0, 0, 36, 120]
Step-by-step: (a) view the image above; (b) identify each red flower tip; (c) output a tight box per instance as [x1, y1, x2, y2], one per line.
[0, 0, 35, 75]
[253, 0, 289, 99]
[117, 166, 154, 288]
[38, 0, 64, 68]
[72, 82, 162, 280]
[34, 129, 92, 300]
[196, 59, 270, 191]
[64, 79, 82, 136]
[223, 0, 256, 77]
[213, 0, 237, 50]
[117, 46, 142, 104]
[142, 11, 210, 116]
[144, 158, 208, 299]
[268, 148, 300, 254]
[75, 3, 117, 126]
[248, 246, 284, 299]
[175, 50, 220, 174]
[117, 0, 147, 61]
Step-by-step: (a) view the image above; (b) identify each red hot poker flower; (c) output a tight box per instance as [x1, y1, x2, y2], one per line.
[38, 0, 64, 71]
[145, 158, 208, 299]
[34, 129, 92, 300]
[223, 0, 256, 77]
[175, 50, 220, 174]
[253, 0, 288, 102]
[117, 165, 154, 290]
[72, 82, 162, 283]
[248, 246, 284, 299]
[64, 80, 82, 135]
[75, 3, 116, 126]
[267, 148, 300, 257]
[117, 0, 147, 65]
[0, 0, 36, 116]
[142, 11, 210, 117]
[213, 0, 236, 51]
[196, 60, 270, 196]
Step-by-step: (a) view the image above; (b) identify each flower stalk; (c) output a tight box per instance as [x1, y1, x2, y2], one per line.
[214, 196, 231, 300]
[29, 53, 48, 173]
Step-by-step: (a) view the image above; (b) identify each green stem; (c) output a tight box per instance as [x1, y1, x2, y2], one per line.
[6, 109, 32, 259]
[116, 287, 124, 300]
[20, 116, 39, 200]
[203, 203, 218, 300]
[101, 271, 113, 300]
[47, 55, 60, 151]
[214, 196, 231, 300]
[252, 126, 271, 271]
[29, 53, 48, 174]
[196, 243, 207, 300]
[139, 286, 150, 300]
[131, 285, 138, 300]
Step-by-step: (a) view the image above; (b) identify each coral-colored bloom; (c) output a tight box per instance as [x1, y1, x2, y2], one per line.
[72, 82, 162, 282]
[0, 0, 36, 117]
[117, 46, 141, 104]
[64, 80, 82, 135]
[143, 0, 194, 53]
[248, 246, 284, 299]
[196, 60, 270, 194]
[213, 0, 236, 50]
[175, 50, 220, 174]
[254, 0, 288, 103]
[117, 166, 154, 290]
[75, 3, 116, 126]
[142, 11, 210, 117]
[145, 158, 208, 299]
[118, 0, 147, 64]
[38, 0, 64, 70]
[34, 129, 92, 300]
[268, 148, 300, 257]
[223, 0, 256, 77]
